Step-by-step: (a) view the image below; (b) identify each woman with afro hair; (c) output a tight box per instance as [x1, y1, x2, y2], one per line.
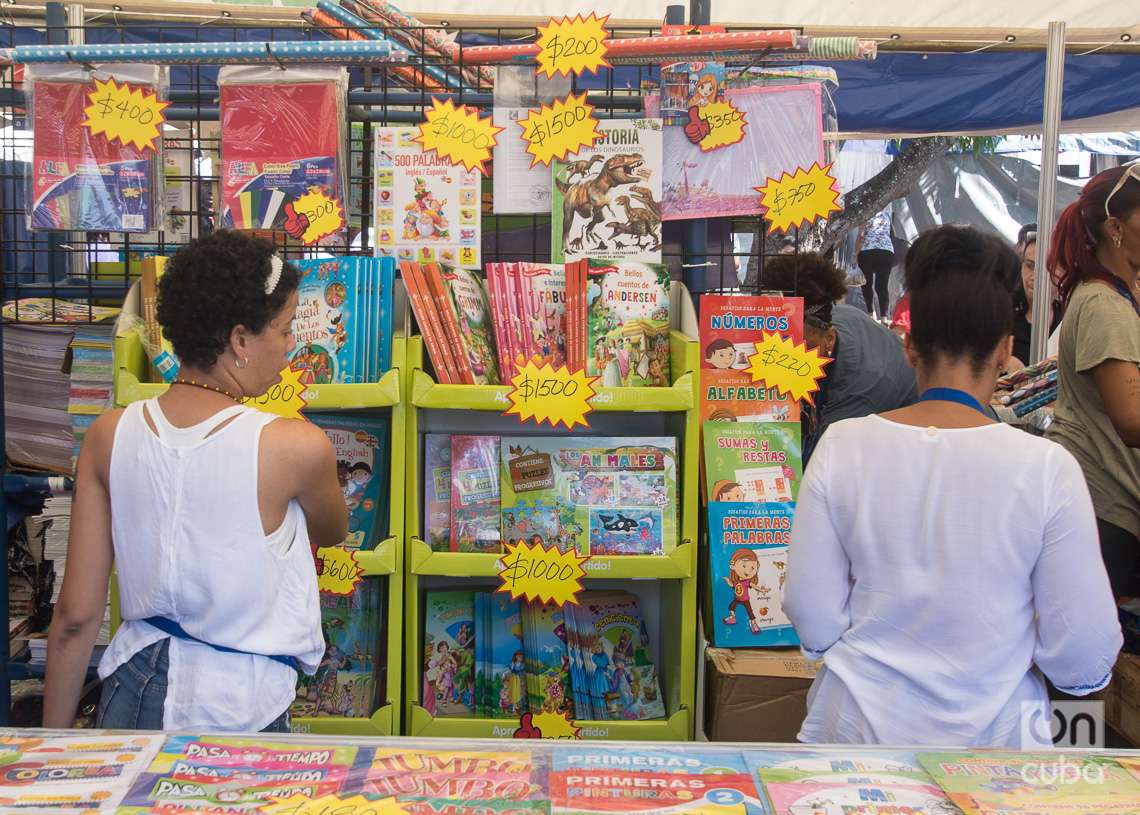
[762, 252, 917, 460]
[44, 231, 348, 732]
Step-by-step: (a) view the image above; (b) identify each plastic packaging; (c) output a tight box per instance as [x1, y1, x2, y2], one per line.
[217, 65, 348, 244]
[25, 62, 166, 233]
[119, 312, 178, 383]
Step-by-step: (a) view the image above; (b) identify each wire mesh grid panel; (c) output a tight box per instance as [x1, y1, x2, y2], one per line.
[0, 17, 820, 326]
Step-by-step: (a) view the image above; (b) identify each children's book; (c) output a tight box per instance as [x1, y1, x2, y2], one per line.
[501, 437, 678, 557]
[917, 752, 1140, 815]
[441, 265, 501, 385]
[516, 262, 569, 371]
[424, 434, 453, 552]
[312, 413, 388, 550]
[374, 255, 397, 376]
[422, 589, 476, 717]
[363, 747, 546, 801]
[746, 749, 930, 785]
[703, 421, 803, 504]
[708, 502, 798, 648]
[451, 435, 502, 553]
[405, 260, 461, 384]
[289, 257, 365, 385]
[400, 800, 552, 814]
[373, 126, 481, 269]
[700, 295, 804, 423]
[585, 260, 671, 388]
[551, 746, 766, 814]
[574, 591, 666, 721]
[552, 118, 664, 264]
[563, 602, 593, 721]
[219, 72, 346, 239]
[485, 262, 518, 380]
[522, 601, 575, 719]
[659, 60, 725, 125]
[30, 75, 159, 233]
[489, 593, 528, 719]
[759, 776, 959, 815]
[292, 579, 382, 719]
[475, 591, 490, 717]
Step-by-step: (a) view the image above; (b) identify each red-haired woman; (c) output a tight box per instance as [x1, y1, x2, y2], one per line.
[1046, 163, 1140, 599]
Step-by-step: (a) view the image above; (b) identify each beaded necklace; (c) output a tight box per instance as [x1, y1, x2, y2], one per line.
[171, 378, 242, 403]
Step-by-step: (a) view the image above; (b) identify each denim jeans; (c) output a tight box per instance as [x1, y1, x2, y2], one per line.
[97, 639, 291, 732]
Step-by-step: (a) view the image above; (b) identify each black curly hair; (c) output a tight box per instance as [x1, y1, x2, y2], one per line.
[156, 230, 300, 369]
[761, 253, 848, 324]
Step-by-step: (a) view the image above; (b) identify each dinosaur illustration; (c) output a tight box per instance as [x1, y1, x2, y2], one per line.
[557, 154, 648, 251]
[629, 185, 662, 220]
[604, 219, 659, 250]
[565, 154, 605, 181]
[615, 195, 662, 250]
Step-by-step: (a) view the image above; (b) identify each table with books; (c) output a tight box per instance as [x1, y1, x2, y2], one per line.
[3, 728, 1140, 814]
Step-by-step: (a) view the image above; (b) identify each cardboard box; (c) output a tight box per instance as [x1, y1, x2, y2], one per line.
[1106, 652, 1140, 747]
[704, 647, 819, 743]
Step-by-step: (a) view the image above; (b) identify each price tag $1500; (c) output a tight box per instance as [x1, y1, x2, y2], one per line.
[505, 361, 597, 430]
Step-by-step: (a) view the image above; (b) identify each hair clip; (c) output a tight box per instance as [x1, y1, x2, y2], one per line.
[265, 255, 283, 295]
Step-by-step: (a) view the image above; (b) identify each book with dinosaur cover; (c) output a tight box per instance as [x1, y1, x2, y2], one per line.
[500, 436, 678, 557]
[586, 261, 671, 388]
[573, 591, 666, 721]
[451, 435, 502, 553]
[700, 295, 804, 423]
[552, 118, 664, 265]
[708, 502, 798, 648]
[703, 422, 802, 504]
[374, 126, 481, 269]
[292, 578, 383, 719]
[422, 589, 476, 718]
[424, 433, 453, 552]
[917, 752, 1140, 815]
[218, 67, 346, 241]
[312, 413, 388, 551]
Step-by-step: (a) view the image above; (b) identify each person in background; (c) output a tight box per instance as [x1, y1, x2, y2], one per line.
[43, 231, 348, 732]
[855, 204, 895, 318]
[784, 225, 1121, 747]
[1046, 163, 1140, 599]
[764, 253, 917, 460]
[1009, 226, 1061, 368]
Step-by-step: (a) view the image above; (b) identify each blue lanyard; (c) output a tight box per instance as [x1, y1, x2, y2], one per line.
[1108, 277, 1140, 317]
[917, 387, 990, 416]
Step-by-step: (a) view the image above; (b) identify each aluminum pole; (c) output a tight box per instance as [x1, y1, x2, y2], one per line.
[1031, 21, 1065, 364]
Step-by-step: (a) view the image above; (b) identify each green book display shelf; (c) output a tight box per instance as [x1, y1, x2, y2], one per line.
[111, 318, 407, 737]
[403, 283, 701, 740]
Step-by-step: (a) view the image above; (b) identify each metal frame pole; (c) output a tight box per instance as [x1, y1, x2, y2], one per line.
[682, 0, 710, 293]
[1031, 21, 1066, 364]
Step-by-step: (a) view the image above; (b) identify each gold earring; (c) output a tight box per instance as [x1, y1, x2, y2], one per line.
[235, 357, 249, 370]
[1115, 235, 1123, 248]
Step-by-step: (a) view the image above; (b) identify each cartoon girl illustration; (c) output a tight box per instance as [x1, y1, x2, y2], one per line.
[688, 73, 720, 108]
[507, 650, 526, 713]
[342, 462, 372, 512]
[615, 630, 635, 661]
[430, 641, 456, 707]
[647, 357, 668, 387]
[704, 338, 736, 370]
[499, 682, 512, 714]
[713, 480, 746, 502]
[723, 548, 761, 633]
[593, 338, 609, 374]
[610, 654, 636, 715]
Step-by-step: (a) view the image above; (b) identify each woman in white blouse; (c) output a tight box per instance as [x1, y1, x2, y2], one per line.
[784, 225, 1122, 747]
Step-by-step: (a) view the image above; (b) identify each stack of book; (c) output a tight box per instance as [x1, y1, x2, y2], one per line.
[423, 434, 679, 557]
[3, 325, 76, 475]
[68, 324, 115, 471]
[423, 588, 666, 722]
[407, 260, 672, 387]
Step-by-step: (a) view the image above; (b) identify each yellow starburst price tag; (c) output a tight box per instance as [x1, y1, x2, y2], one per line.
[315, 547, 363, 596]
[698, 99, 747, 152]
[242, 366, 308, 420]
[289, 187, 346, 246]
[747, 331, 832, 405]
[497, 539, 588, 607]
[505, 361, 598, 430]
[536, 13, 611, 79]
[82, 76, 169, 152]
[514, 710, 582, 739]
[264, 794, 410, 815]
[519, 92, 603, 168]
[754, 161, 843, 235]
[416, 97, 502, 175]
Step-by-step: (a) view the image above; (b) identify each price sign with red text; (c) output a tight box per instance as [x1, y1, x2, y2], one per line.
[497, 539, 588, 607]
[697, 99, 747, 152]
[747, 331, 832, 405]
[315, 547, 363, 596]
[519, 92, 603, 167]
[415, 97, 502, 175]
[755, 162, 843, 234]
[536, 13, 611, 78]
[504, 361, 598, 430]
[286, 187, 346, 246]
[82, 76, 169, 152]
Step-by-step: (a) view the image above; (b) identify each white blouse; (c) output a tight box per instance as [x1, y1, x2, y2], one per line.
[100, 398, 324, 732]
[785, 415, 1122, 747]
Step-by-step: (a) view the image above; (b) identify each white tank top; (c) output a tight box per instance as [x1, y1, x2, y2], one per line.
[99, 397, 324, 731]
